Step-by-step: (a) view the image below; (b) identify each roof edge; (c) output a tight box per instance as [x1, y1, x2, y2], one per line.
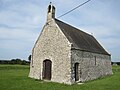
[71, 48, 111, 56]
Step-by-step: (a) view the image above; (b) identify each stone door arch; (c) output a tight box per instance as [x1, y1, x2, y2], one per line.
[43, 59, 52, 80]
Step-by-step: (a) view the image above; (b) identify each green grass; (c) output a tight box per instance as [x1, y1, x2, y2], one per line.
[0, 64, 120, 90]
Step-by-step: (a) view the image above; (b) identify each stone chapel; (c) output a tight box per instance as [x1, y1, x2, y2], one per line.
[29, 4, 112, 84]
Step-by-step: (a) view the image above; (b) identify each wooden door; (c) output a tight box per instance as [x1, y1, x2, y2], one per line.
[43, 60, 52, 80]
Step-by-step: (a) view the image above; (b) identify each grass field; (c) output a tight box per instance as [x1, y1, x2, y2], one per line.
[0, 65, 120, 90]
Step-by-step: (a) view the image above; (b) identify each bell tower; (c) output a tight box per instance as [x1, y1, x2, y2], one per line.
[47, 2, 55, 22]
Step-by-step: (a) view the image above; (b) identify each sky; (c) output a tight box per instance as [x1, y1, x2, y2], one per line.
[0, 0, 120, 62]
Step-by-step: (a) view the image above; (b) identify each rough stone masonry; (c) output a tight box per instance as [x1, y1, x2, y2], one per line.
[29, 4, 112, 84]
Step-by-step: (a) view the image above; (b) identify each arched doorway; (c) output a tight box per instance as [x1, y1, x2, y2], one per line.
[43, 59, 52, 80]
[74, 63, 79, 81]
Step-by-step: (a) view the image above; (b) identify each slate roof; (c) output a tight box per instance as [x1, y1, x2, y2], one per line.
[55, 19, 110, 55]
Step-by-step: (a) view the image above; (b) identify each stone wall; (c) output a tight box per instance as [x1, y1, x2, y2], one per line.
[29, 20, 72, 84]
[29, 19, 112, 84]
[71, 49, 112, 83]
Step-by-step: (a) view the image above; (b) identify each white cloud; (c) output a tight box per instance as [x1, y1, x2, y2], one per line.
[0, 0, 120, 61]
[0, 27, 38, 41]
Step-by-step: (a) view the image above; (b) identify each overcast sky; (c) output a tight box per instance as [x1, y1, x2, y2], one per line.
[0, 0, 120, 62]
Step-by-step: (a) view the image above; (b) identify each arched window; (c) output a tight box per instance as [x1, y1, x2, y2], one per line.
[48, 5, 51, 13]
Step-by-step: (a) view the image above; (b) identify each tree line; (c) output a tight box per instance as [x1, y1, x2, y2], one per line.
[0, 59, 30, 65]
[111, 62, 120, 66]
